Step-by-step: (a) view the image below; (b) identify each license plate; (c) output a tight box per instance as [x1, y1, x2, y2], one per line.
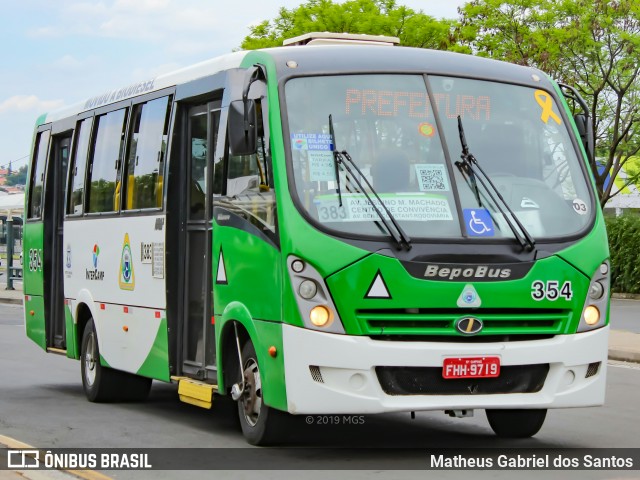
[442, 356, 501, 379]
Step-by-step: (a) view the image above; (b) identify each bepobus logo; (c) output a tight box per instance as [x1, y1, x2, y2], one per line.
[7, 450, 40, 469]
[424, 264, 512, 281]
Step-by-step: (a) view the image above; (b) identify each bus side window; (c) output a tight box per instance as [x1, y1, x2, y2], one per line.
[124, 96, 171, 211]
[67, 118, 92, 215]
[28, 130, 51, 219]
[86, 108, 128, 214]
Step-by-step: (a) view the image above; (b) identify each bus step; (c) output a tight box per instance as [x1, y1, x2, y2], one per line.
[173, 377, 218, 410]
[46, 347, 67, 356]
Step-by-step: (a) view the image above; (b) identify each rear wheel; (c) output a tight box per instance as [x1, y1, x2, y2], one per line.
[237, 340, 289, 445]
[81, 319, 152, 402]
[486, 409, 547, 438]
[81, 319, 119, 402]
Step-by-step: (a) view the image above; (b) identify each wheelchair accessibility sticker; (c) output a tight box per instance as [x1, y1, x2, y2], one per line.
[463, 209, 494, 237]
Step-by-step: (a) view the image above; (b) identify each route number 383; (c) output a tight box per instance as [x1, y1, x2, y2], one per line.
[531, 280, 573, 301]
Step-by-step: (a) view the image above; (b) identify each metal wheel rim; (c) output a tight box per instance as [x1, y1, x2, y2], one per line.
[84, 332, 97, 387]
[241, 358, 262, 427]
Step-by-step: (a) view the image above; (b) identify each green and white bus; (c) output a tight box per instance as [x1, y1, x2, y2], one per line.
[24, 33, 610, 445]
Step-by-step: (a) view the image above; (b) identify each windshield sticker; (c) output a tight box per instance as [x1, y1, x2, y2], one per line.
[314, 194, 452, 223]
[463, 209, 494, 237]
[309, 151, 335, 181]
[291, 133, 336, 181]
[572, 198, 588, 215]
[418, 122, 436, 138]
[291, 133, 333, 151]
[534, 90, 561, 125]
[415, 164, 450, 192]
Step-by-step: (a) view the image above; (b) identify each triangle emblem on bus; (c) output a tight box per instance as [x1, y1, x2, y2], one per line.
[365, 270, 391, 299]
[216, 249, 228, 285]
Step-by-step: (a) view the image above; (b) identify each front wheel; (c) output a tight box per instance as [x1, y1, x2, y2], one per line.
[236, 340, 289, 445]
[486, 409, 547, 438]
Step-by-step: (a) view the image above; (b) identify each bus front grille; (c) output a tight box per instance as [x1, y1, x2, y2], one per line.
[356, 308, 570, 339]
[376, 364, 549, 396]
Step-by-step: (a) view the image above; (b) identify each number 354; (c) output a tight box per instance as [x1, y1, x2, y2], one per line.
[531, 280, 573, 301]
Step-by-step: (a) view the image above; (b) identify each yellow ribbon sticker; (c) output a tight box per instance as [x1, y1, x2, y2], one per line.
[534, 90, 561, 125]
[418, 122, 435, 138]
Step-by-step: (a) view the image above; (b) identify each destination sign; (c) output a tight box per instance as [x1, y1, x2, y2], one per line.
[345, 89, 491, 120]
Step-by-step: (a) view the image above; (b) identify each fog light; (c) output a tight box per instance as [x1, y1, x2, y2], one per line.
[299, 280, 318, 299]
[584, 305, 600, 325]
[589, 281, 604, 300]
[310, 306, 332, 327]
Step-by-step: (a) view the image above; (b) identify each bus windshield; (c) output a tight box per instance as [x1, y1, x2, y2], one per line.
[285, 74, 593, 242]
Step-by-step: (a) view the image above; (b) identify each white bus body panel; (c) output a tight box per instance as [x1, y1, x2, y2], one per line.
[282, 324, 609, 414]
[64, 215, 166, 373]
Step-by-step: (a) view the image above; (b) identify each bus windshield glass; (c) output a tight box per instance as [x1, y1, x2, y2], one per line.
[285, 74, 593, 241]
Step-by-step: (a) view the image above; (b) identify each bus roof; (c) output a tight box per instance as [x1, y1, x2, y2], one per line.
[42, 44, 545, 124]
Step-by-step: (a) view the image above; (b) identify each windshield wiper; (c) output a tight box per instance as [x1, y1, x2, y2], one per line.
[456, 116, 536, 252]
[329, 115, 412, 251]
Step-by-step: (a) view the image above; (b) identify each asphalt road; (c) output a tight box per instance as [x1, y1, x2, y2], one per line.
[610, 299, 640, 333]
[0, 303, 639, 479]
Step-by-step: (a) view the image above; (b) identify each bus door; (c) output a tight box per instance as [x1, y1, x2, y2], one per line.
[181, 102, 221, 380]
[44, 133, 71, 350]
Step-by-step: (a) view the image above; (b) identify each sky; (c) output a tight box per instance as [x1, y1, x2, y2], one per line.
[0, 0, 465, 173]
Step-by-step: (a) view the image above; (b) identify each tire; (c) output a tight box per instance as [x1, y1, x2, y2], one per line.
[486, 409, 547, 438]
[81, 319, 120, 402]
[119, 371, 153, 402]
[236, 340, 289, 445]
[80, 319, 152, 402]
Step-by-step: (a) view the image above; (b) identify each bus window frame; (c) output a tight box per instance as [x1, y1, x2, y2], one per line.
[66, 113, 95, 218]
[65, 87, 176, 220]
[27, 125, 52, 222]
[121, 88, 176, 215]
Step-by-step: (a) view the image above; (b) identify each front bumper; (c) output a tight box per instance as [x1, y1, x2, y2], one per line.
[282, 324, 609, 414]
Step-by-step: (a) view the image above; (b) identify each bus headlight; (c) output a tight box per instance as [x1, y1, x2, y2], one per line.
[310, 306, 333, 327]
[287, 256, 345, 334]
[578, 261, 609, 333]
[583, 305, 600, 325]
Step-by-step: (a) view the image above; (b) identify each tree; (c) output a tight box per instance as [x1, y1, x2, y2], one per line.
[240, 0, 457, 50]
[4, 165, 27, 186]
[458, 0, 640, 208]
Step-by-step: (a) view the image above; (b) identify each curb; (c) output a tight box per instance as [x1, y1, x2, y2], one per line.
[0, 297, 23, 305]
[608, 350, 640, 363]
[611, 292, 640, 300]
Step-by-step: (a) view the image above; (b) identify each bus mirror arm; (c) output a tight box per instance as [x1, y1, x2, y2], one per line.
[558, 83, 594, 162]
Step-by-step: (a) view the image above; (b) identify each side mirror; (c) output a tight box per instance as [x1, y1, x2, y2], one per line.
[228, 99, 257, 156]
[574, 113, 594, 160]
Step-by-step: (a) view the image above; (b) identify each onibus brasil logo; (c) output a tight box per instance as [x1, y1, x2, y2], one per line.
[119, 233, 135, 291]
